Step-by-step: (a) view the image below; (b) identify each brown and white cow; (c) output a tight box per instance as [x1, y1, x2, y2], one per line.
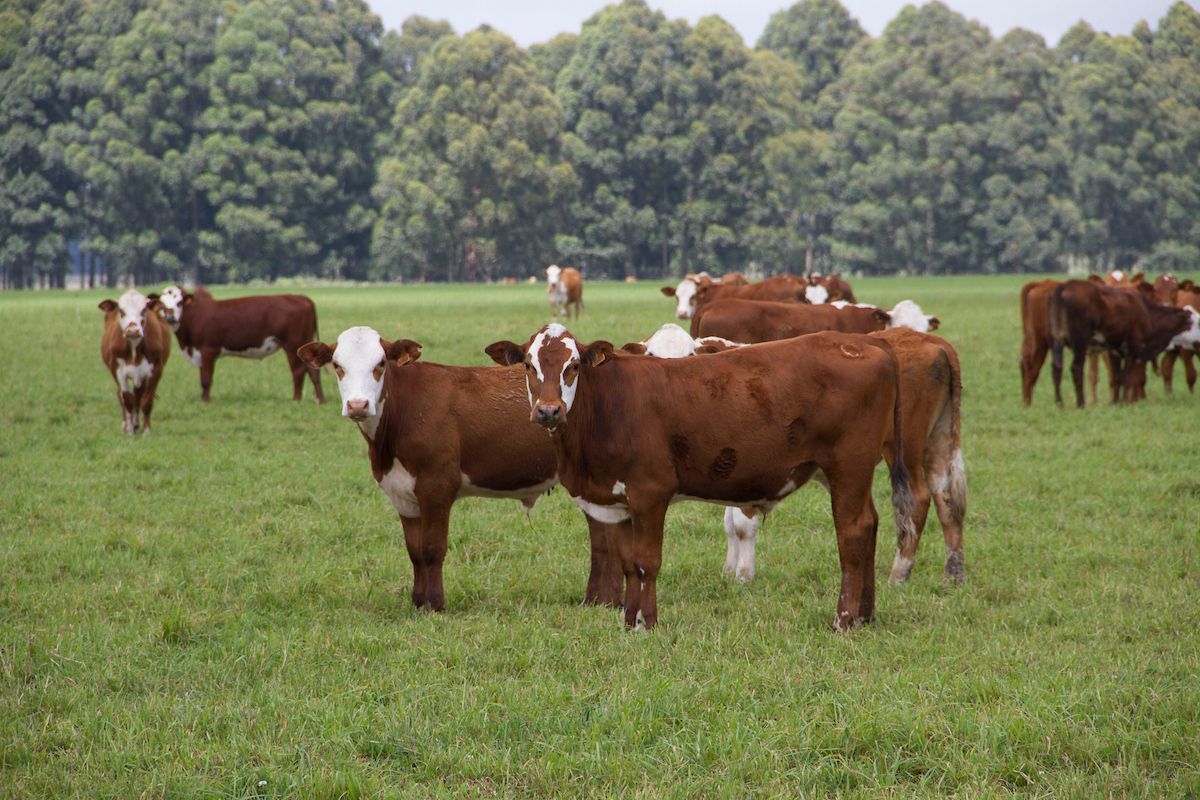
[1049, 280, 1191, 406]
[691, 298, 891, 340]
[298, 327, 623, 612]
[150, 286, 323, 403]
[1162, 280, 1200, 393]
[486, 323, 916, 631]
[804, 273, 857, 304]
[1021, 279, 1116, 406]
[660, 272, 751, 319]
[546, 265, 584, 319]
[99, 290, 171, 435]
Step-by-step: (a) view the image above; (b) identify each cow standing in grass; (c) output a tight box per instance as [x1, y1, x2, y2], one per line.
[99, 290, 171, 435]
[151, 286, 323, 403]
[546, 266, 584, 319]
[487, 323, 916, 630]
[298, 327, 623, 612]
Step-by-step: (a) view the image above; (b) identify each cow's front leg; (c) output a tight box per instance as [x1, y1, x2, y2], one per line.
[416, 504, 451, 612]
[399, 516, 428, 609]
[626, 502, 668, 629]
[199, 348, 219, 402]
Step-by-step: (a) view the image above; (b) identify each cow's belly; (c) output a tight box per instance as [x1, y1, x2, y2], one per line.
[459, 474, 557, 503]
[222, 336, 281, 359]
[116, 358, 153, 390]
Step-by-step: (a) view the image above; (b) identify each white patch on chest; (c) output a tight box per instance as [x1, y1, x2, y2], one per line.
[573, 495, 630, 524]
[378, 459, 420, 518]
[612, 481, 626, 496]
[115, 357, 153, 390]
[222, 336, 281, 359]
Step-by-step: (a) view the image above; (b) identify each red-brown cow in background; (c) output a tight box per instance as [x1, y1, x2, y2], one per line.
[99, 290, 171, 435]
[546, 265, 584, 319]
[691, 298, 890, 340]
[691, 274, 810, 313]
[151, 286, 323, 403]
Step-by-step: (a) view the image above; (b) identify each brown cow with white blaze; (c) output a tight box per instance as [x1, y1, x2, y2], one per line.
[1049, 280, 1191, 406]
[486, 323, 916, 631]
[99, 290, 171, 435]
[298, 326, 623, 612]
[660, 272, 750, 319]
[151, 286, 323, 403]
[546, 265, 583, 319]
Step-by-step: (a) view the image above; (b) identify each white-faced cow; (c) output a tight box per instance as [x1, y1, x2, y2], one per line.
[99, 290, 171, 435]
[150, 286, 323, 403]
[660, 272, 750, 319]
[486, 323, 916, 631]
[298, 327, 623, 612]
[1162, 279, 1200, 393]
[546, 266, 584, 319]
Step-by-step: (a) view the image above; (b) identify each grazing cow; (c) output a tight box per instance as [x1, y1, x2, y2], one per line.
[486, 323, 916, 631]
[1049, 280, 1191, 406]
[299, 327, 623, 611]
[150, 286, 323, 403]
[806, 273, 857, 304]
[660, 272, 750, 319]
[691, 274, 810, 314]
[99, 290, 171, 435]
[1162, 280, 1200, 393]
[692, 298, 890, 340]
[546, 265, 584, 319]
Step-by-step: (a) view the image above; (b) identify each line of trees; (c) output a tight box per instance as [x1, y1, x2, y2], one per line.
[2, 0, 1198, 288]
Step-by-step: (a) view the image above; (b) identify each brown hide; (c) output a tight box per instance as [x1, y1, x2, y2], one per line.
[549, 267, 584, 318]
[1049, 280, 1190, 407]
[99, 298, 171, 434]
[810, 274, 857, 303]
[692, 274, 809, 312]
[488, 327, 915, 631]
[692, 298, 888, 340]
[166, 287, 323, 402]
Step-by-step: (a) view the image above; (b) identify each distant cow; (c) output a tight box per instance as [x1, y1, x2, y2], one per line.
[1162, 280, 1200, 393]
[299, 327, 623, 611]
[1021, 279, 1114, 406]
[1049, 280, 1191, 406]
[692, 298, 892, 340]
[660, 272, 751, 319]
[99, 290, 171, 435]
[805, 273, 857, 304]
[546, 265, 584, 319]
[487, 323, 916, 631]
[150, 286, 323, 403]
[691, 274, 810, 314]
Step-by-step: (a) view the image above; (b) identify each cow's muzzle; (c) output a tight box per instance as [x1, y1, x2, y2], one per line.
[124, 325, 143, 339]
[533, 403, 564, 428]
[345, 399, 371, 420]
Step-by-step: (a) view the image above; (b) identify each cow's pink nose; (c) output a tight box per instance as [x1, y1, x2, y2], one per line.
[124, 325, 141, 337]
[345, 399, 370, 418]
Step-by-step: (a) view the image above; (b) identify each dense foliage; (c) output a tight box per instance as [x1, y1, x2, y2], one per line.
[2, 0, 1198, 286]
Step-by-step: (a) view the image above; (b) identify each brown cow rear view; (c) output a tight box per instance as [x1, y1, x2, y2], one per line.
[99, 290, 171, 434]
[151, 286, 323, 403]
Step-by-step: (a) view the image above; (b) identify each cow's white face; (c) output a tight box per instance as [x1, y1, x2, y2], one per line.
[1171, 306, 1200, 349]
[805, 284, 829, 304]
[672, 279, 698, 318]
[642, 324, 697, 358]
[157, 285, 186, 327]
[545, 265, 563, 292]
[330, 327, 389, 420]
[116, 290, 150, 340]
[887, 300, 939, 333]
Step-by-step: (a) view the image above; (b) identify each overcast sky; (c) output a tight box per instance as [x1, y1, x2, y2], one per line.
[367, 0, 1177, 48]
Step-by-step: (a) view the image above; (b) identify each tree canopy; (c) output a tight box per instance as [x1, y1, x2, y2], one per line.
[2, 0, 1198, 287]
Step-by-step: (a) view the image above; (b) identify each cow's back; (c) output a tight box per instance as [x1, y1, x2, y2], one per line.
[187, 293, 317, 350]
[695, 299, 883, 342]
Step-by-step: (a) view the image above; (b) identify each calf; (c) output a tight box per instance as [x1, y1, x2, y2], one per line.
[1049, 280, 1191, 406]
[1021, 279, 1113, 406]
[486, 324, 916, 631]
[99, 290, 171, 435]
[150, 286, 323, 403]
[546, 265, 584, 319]
[692, 298, 890, 340]
[1162, 280, 1200, 393]
[299, 327, 622, 611]
[660, 272, 750, 319]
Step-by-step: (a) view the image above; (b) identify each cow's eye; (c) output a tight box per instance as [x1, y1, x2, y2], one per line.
[373, 361, 385, 380]
[524, 362, 534, 372]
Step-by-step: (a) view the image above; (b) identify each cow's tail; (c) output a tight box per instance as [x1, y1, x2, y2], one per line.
[309, 299, 319, 342]
[940, 346, 967, 529]
[1048, 283, 1069, 372]
[873, 339, 917, 555]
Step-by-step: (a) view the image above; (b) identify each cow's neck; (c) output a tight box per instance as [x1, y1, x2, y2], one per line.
[550, 363, 626, 493]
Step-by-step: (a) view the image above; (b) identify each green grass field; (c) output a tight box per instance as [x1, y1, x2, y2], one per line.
[2, 277, 1198, 798]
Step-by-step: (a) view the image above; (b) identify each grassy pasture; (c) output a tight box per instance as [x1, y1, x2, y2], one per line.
[1, 276, 1198, 798]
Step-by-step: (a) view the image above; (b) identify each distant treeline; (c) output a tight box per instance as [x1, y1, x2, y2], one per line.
[2, 0, 1198, 288]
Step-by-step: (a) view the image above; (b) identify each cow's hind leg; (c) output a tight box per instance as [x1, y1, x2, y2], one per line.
[723, 507, 758, 581]
[285, 350, 306, 401]
[889, 460, 930, 585]
[1020, 338, 1047, 406]
[1183, 350, 1198, 392]
[827, 462, 879, 630]
[199, 348, 218, 402]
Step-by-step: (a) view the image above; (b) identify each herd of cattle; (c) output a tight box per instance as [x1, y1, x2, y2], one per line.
[92, 265, 1193, 630]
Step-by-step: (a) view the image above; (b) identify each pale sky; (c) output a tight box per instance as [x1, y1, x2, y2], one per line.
[367, 0, 1180, 48]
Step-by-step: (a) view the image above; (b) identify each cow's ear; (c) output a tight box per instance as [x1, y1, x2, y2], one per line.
[872, 309, 892, 325]
[927, 316, 940, 331]
[1131, 272, 1145, 284]
[98, 299, 117, 312]
[484, 340, 525, 366]
[621, 342, 647, 355]
[1087, 274, 1104, 285]
[384, 338, 422, 366]
[297, 341, 334, 370]
[1135, 282, 1155, 298]
[582, 340, 614, 367]
[660, 286, 675, 297]
[694, 343, 721, 354]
